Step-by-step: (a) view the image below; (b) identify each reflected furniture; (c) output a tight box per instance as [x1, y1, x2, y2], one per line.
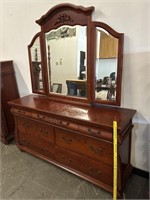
[1, 60, 19, 144]
[32, 61, 42, 90]
[52, 83, 62, 93]
[9, 4, 136, 198]
[66, 79, 86, 97]
[67, 82, 77, 96]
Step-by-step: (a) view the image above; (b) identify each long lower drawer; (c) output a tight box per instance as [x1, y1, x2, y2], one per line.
[55, 146, 113, 187]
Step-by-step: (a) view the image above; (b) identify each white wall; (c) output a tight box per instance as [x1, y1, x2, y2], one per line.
[1, 0, 150, 172]
[96, 59, 117, 80]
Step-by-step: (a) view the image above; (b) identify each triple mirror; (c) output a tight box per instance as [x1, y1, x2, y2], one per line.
[28, 4, 124, 106]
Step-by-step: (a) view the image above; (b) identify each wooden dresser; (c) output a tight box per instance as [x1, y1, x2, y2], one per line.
[1, 60, 19, 144]
[8, 4, 136, 198]
[9, 94, 136, 196]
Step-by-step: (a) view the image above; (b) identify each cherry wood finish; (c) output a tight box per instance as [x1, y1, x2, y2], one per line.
[91, 22, 124, 106]
[28, 32, 45, 95]
[9, 3, 136, 198]
[28, 3, 94, 106]
[9, 94, 136, 197]
[28, 3, 124, 106]
[1, 60, 19, 144]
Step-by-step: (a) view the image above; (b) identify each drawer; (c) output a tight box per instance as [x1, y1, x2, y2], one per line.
[20, 136, 54, 158]
[55, 128, 113, 165]
[55, 146, 113, 187]
[79, 125, 112, 141]
[18, 117, 54, 142]
[17, 117, 54, 158]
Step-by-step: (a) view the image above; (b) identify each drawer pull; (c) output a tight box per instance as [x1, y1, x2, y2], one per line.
[18, 110, 25, 115]
[23, 122, 30, 128]
[89, 145, 103, 154]
[88, 128, 101, 135]
[89, 167, 101, 175]
[39, 128, 48, 135]
[62, 136, 72, 143]
[37, 114, 45, 120]
[60, 121, 70, 126]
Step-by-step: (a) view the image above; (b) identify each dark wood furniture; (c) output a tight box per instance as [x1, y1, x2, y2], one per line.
[9, 95, 135, 197]
[8, 4, 136, 198]
[1, 60, 19, 144]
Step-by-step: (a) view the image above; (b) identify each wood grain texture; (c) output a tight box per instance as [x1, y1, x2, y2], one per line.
[9, 94, 135, 197]
[0, 60, 19, 144]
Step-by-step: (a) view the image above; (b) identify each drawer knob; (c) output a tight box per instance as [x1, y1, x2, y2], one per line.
[98, 170, 101, 174]
[23, 122, 30, 128]
[40, 128, 48, 135]
[18, 110, 25, 115]
[62, 136, 72, 143]
[88, 128, 101, 135]
[37, 114, 45, 120]
[89, 145, 103, 154]
[60, 121, 70, 126]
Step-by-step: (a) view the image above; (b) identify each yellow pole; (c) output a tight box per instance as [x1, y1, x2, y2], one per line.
[113, 121, 117, 200]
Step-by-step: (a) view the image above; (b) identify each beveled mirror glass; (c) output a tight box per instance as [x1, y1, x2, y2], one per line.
[28, 33, 44, 93]
[92, 22, 124, 106]
[45, 25, 87, 98]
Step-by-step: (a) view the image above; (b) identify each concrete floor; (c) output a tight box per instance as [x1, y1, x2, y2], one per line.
[0, 142, 149, 199]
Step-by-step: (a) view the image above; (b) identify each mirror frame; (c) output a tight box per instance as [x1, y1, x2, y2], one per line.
[91, 22, 124, 106]
[28, 3, 124, 106]
[36, 3, 95, 106]
[28, 32, 46, 94]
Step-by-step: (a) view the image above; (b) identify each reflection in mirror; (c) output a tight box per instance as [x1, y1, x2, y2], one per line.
[30, 36, 44, 91]
[45, 25, 87, 98]
[95, 27, 118, 101]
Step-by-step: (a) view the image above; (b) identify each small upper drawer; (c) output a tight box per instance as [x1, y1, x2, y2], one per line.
[55, 127, 113, 165]
[78, 125, 112, 141]
[17, 117, 54, 143]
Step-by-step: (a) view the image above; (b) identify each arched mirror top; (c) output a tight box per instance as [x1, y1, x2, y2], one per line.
[36, 3, 95, 31]
[28, 3, 124, 106]
[32, 3, 94, 105]
[92, 21, 124, 106]
[28, 32, 45, 94]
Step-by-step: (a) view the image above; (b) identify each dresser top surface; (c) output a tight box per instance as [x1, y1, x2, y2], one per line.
[9, 94, 136, 131]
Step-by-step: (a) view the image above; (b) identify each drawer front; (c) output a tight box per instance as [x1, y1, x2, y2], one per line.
[55, 146, 113, 187]
[55, 128, 112, 165]
[78, 125, 112, 141]
[17, 117, 54, 157]
[18, 118, 54, 142]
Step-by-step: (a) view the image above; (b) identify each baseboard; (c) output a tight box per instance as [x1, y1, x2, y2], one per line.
[133, 167, 149, 179]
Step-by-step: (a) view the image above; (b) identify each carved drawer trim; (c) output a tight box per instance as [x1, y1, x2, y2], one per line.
[13, 108, 113, 141]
